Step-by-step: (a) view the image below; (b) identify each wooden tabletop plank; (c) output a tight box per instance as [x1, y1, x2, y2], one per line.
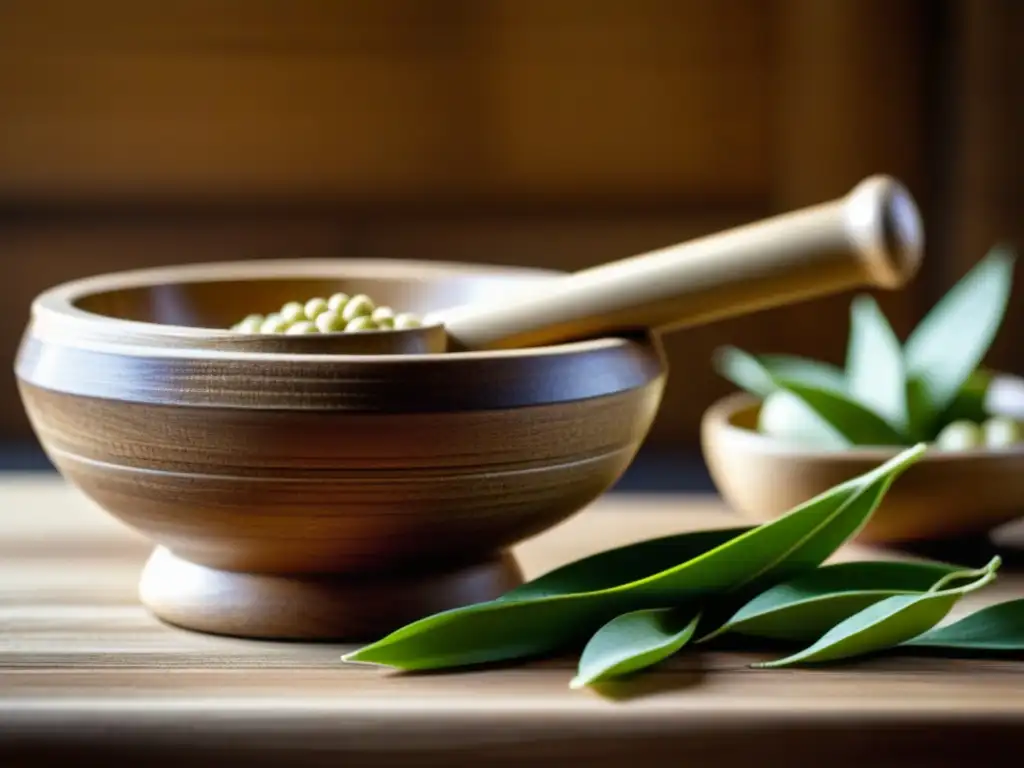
[2, 475, 1024, 767]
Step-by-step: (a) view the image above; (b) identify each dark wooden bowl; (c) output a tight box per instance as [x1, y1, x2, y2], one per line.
[16, 259, 666, 641]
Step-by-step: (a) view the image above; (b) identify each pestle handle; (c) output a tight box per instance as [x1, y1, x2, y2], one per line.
[433, 175, 924, 351]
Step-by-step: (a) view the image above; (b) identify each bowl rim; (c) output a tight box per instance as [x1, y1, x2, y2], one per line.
[28, 258, 647, 363]
[704, 388, 1024, 461]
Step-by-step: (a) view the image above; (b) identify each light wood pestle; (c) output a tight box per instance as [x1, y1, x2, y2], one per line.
[431, 175, 923, 351]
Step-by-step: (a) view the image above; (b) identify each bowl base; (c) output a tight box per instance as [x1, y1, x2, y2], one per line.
[138, 546, 524, 642]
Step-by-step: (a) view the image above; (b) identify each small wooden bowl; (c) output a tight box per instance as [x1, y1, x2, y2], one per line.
[15, 259, 666, 641]
[701, 390, 1024, 545]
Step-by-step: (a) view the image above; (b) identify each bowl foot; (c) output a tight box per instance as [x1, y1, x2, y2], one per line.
[139, 547, 524, 642]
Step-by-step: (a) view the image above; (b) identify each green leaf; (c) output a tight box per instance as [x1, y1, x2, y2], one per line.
[570, 609, 701, 688]
[716, 346, 906, 446]
[713, 348, 848, 395]
[845, 295, 908, 433]
[905, 377, 936, 442]
[342, 526, 746, 671]
[757, 390, 850, 450]
[342, 444, 926, 671]
[712, 345, 779, 399]
[634, 443, 925, 597]
[754, 557, 1001, 668]
[903, 246, 1016, 419]
[904, 598, 1024, 651]
[757, 354, 848, 392]
[778, 380, 907, 446]
[933, 368, 994, 435]
[700, 560, 963, 644]
[498, 526, 751, 602]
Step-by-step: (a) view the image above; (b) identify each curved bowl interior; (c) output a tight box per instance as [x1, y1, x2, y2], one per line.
[702, 391, 1024, 544]
[63, 259, 559, 332]
[18, 259, 667, 576]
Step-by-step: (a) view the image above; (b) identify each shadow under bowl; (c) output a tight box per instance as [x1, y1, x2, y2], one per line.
[15, 258, 667, 641]
[701, 392, 1024, 545]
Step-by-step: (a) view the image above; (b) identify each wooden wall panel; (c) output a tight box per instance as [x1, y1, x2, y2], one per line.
[937, 0, 1024, 375]
[461, 0, 773, 199]
[773, 0, 931, 341]
[0, 0, 773, 205]
[0, 1, 468, 202]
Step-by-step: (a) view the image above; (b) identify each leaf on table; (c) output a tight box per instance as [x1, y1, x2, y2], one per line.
[753, 557, 1001, 668]
[845, 295, 909, 434]
[570, 608, 701, 688]
[903, 597, 1024, 651]
[341, 526, 746, 671]
[646, 443, 927, 601]
[342, 444, 927, 672]
[498, 526, 751, 602]
[699, 560, 963, 644]
[903, 245, 1016, 420]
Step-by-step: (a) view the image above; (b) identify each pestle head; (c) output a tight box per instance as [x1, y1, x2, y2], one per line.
[844, 174, 924, 290]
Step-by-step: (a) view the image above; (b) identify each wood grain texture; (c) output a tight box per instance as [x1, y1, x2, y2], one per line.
[2, 477, 1024, 767]
[15, 259, 666, 639]
[0, 0, 772, 204]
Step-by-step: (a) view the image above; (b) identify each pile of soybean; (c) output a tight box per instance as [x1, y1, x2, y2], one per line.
[231, 293, 422, 335]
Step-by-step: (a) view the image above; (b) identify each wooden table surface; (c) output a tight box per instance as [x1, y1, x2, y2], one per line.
[3, 475, 1024, 767]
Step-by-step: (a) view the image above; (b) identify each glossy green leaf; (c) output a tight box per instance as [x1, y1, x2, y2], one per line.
[845, 295, 908, 433]
[754, 557, 1001, 668]
[903, 246, 1016, 419]
[633, 443, 925, 597]
[343, 445, 926, 671]
[716, 346, 905, 446]
[904, 598, 1024, 651]
[497, 526, 751, 602]
[342, 526, 746, 671]
[700, 560, 962, 644]
[570, 609, 701, 688]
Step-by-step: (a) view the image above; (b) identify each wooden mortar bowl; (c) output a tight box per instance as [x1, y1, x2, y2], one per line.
[16, 259, 666, 641]
[702, 391, 1024, 545]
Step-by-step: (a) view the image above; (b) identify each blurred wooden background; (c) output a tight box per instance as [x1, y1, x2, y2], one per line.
[0, 0, 1021, 449]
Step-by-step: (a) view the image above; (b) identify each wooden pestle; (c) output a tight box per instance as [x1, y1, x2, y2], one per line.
[58, 173, 919, 357]
[430, 175, 923, 351]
